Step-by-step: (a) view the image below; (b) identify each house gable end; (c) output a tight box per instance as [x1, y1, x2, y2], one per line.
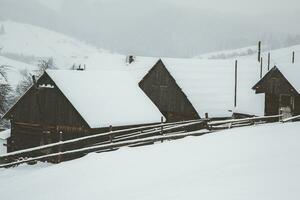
[139, 59, 200, 121]
[252, 67, 299, 95]
[3, 72, 90, 128]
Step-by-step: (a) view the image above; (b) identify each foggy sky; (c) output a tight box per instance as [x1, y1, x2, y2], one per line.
[1, 0, 300, 57]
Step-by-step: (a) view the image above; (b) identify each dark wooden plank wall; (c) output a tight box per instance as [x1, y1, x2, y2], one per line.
[9, 74, 88, 127]
[139, 60, 200, 121]
[6, 73, 90, 153]
[294, 96, 300, 115]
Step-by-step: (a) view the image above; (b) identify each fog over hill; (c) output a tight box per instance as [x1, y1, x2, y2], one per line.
[0, 0, 300, 58]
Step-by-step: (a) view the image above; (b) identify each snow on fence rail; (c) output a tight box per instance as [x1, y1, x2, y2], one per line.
[0, 115, 284, 168]
[207, 114, 282, 126]
[0, 119, 206, 159]
[281, 115, 300, 123]
[0, 129, 211, 168]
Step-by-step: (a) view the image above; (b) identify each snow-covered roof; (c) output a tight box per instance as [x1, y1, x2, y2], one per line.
[46, 70, 164, 128]
[276, 64, 300, 93]
[82, 55, 265, 117]
[160, 58, 265, 118]
[0, 129, 11, 140]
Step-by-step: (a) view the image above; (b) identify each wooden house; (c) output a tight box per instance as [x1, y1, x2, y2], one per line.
[2, 70, 164, 154]
[252, 66, 300, 118]
[136, 58, 264, 121]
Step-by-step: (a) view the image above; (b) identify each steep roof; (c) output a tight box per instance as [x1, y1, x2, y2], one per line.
[121, 57, 264, 117]
[253, 64, 300, 95]
[160, 58, 264, 117]
[66, 55, 266, 117]
[45, 70, 164, 128]
[277, 64, 300, 93]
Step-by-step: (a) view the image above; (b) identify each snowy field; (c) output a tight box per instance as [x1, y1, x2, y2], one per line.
[0, 122, 300, 200]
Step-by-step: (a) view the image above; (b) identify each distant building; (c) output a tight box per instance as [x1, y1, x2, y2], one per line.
[3, 70, 164, 155]
[252, 66, 300, 118]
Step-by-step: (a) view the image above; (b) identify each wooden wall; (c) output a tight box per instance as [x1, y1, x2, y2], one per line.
[139, 60, 200, 122]
[8, 74, 88, 127]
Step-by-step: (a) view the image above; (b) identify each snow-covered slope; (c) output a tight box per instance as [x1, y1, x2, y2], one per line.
[0, 20, 111, 68]
[259, 44, 300, 67]
[195, 45, 263, 59]
[0, 55, 37, 87]
[1, 122, 300, 200]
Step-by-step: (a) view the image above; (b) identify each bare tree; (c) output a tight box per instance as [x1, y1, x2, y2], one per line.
[15, 69, 33, 97]
[37, 57, 55, 74]
[0, 66, 13, 128]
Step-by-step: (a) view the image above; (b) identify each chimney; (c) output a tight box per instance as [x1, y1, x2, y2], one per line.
[126, 55, 135, 64]
[32, 75, 38, 89]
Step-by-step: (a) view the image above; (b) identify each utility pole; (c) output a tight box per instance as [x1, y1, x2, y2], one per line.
[260, 57, 263, 79]
[268, 53, 270, 71]
[234, 60, 238, 107]
[258, 41, 261, 62]
[292, 51, 295, 63]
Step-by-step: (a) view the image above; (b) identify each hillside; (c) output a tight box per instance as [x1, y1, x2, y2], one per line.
[195, 45, 261, 59]
[0, 20, 110, 68]
[0, 55, 37, 87]
[0, 122, 299, 200]
[196, 44, 300, 65]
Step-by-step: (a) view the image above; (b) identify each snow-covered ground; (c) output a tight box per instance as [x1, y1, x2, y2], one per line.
[1, 122, 300, 200]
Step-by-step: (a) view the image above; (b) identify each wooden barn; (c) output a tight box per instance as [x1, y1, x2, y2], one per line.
[2, 70, 164, 154]
[252, 65, 300, 118]
[134, 58, 264, 121]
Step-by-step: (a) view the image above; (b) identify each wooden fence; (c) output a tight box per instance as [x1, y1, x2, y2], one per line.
[0, 114, 284, 168]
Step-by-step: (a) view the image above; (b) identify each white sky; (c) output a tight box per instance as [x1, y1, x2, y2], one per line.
[1, 0, 300, 57]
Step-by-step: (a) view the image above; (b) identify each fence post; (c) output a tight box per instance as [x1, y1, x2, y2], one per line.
[160, 116, 164, 142]
[205, 112, 209, 119]
[57, 130, 63, 163]
[234, 60, 238, 107]
[109, 125, 113, 143]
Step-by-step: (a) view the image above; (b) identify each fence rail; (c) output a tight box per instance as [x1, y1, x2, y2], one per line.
[0, 114, 285, 168]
